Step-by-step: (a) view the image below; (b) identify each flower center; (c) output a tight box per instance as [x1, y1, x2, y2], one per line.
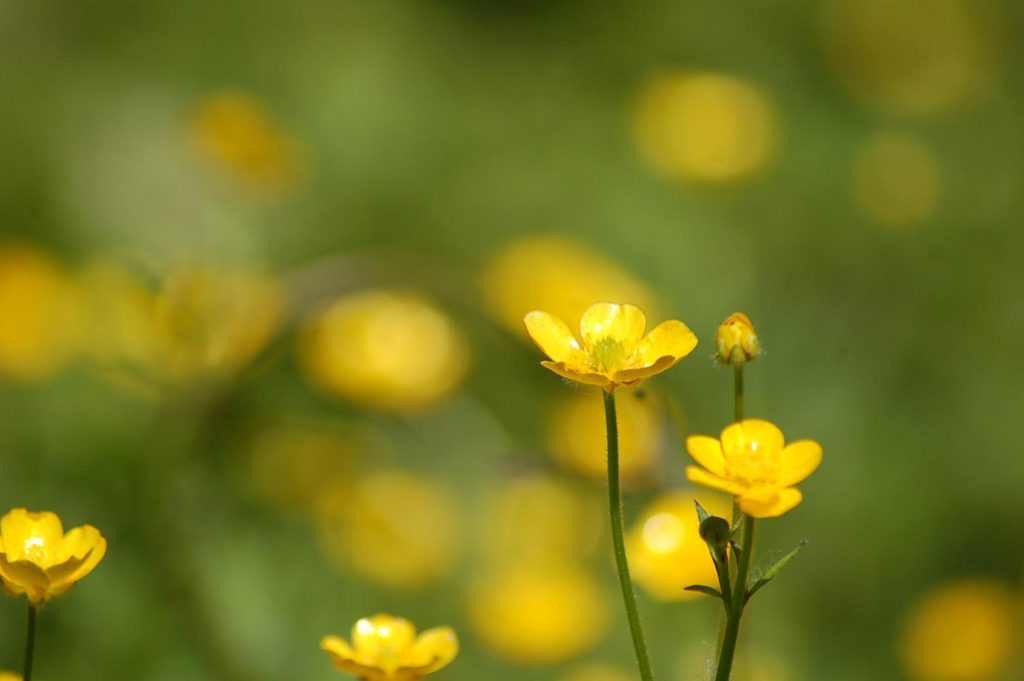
[23, 536, 47, 562]
[590, 337, 627, 372]
[724, 441, 778, 486]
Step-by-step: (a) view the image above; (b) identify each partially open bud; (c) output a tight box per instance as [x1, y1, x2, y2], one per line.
[716, 312, 759, 366]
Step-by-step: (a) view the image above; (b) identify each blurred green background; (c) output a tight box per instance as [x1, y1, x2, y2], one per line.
[1, 0, 1023, 680]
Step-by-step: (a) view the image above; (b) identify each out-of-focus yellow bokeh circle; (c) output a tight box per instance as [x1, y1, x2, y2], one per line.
[559, 663, 634, 681]
[851, 132, 941, 229]
[632, 71, 779, 183]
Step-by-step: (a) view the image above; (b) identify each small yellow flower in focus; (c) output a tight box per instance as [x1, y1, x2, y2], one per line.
[300, 291, 469, 412]
[466, 562, 611, 664]
[317, 471, 461, 588]
[321, 614, 458, 681]
[548, 391, 662, 482]
[686, 420, 822, 518]
[191, 90, 305, 193]
[0, 245, 77, 381]
[0, 508, 106, 606]
[899, 580, 1018, 681]
[626, 490, 731, 601]
[525, 302, 697, 392]
[482, 235, 660, 339]
[716, 312, 760, 366]
[632, 71, 779, 183]
[559, 663, 635, 681]
[851, 132, 941, 229]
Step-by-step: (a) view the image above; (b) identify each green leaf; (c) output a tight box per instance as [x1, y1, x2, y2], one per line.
[694, 499, 710, 525]
[746, 540, 807, 602]
[684, 584, 723, 599]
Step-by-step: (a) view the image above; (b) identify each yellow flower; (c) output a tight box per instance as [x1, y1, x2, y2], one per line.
[626, 490, 731, 601]
[685, 420, 821, 518]
[0, 672, 20, 681]
[899, 579, 1018, 681]
[321, 614, 458, 681]
[716, 312, 760, 366]
[524, 302, 697, 391]
[0, 508, 106, 606]
[299, 290, 469, 412]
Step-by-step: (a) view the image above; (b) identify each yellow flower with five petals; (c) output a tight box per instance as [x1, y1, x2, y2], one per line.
[524, 302, 697, 391]
[321, 614, 458, 680]
[0, 508, 107, 606]
[685, 420, 822, 518]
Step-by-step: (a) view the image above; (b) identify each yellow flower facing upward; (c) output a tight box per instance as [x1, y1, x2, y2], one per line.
[524, 303, 697, 391]
[716, 312, 760, 366]
[686, 420, 822, 518]
[0, 508, 107, 606]
[321, 614, 458, 681]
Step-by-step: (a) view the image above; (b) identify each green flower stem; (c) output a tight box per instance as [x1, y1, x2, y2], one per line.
[23, 603, 36, 681]
[715, 514, 754, 681]
[733, 367, 744, 421]
[603, 390, 655, 681]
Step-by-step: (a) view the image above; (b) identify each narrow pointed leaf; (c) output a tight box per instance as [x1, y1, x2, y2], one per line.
[694, 499, 710, 525]
[684, 584, 723, 599]
[746, 540, 807, 602]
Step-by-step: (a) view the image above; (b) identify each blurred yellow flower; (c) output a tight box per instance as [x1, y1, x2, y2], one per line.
[321, 614, 458, 680]
[0, 245, 77, 381]
[77, 261, 283, 391]
[822, 0, 993, 117]
[299, 290, 469, 412]
[716, 312, 760, 366]
[632, 71, 779, 183]
[466, 562, 611, 663]
[559, 663, 635, 681]
[0, 672, 20, 681]
[476, 476, 603, 566]
[547, 390, 662, 483]
[191, 90, 305, 193]
[626, 490, 731, 601]
[482, 235, 659, 338]
[686, 420, 822, 518]
[317, 471, 461, 588]
[899, 579, 1018, 681]
[0, 508, 106, 606]
[525, 302, 697, 391]
[851, 131, 941, 229]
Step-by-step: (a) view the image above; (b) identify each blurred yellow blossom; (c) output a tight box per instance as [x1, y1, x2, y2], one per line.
[321, 613, 458, 681]
[632, 71, 779, 183]
[716, 312, 760, 366]
[0, 508, 106, 606]
[0, 244, 77, 381]
[77, 261, 283, 391]
[477, 475, 603, 565]
[317, 471, 461, 588]
[0, 673, 19, 681]
[190, 90, 305, 193]
[466, 562, 611, 663]
[822, 0, 993, 117]
[482, 235, 659, 338]
[899, 579, 1019, 681]
[559, 663, 635, 681]
[525, 302, 697, 391]
[547, 390, 662, 483]
[851, 131, 941, 229]
[626, 489, 731, 601]
[686, 420, 822, 518]
[299, 290, 468, 412]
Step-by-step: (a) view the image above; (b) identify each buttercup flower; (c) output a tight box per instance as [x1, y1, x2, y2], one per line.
[321, 614, 458, 680]
[0, 508, 107, 606]
[524, 302, 697, 391]
[685, 420, 822, 518]
[716, 312, 760, 366]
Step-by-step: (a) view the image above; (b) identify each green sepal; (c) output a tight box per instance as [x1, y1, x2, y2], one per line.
[694, 499, 710, 525]
[745, 540, 807, 603]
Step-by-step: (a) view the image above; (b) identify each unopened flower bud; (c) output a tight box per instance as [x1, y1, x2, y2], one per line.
[716, 312, 759, 366]
[699, 515, 731, 564]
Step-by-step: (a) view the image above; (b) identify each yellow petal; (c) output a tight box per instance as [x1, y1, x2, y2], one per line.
[720, 419, 784, 458]
[738, 487, 802, 518]
[0, 509, 64, 566]
[524, 312, 584, 364]
[609, 355, 675, 385]
[776, 440, 822, 487]
[579, 303, 646, 354]
[352, 614, 417, 657]
[686, 436, 726, 476]
[0, 557, 50, 605]
[402, 626, 459, 673]
[47, 530, 106, 590]
[540, 361, 612, 389]
[636, 320, 698, 366]
[686, 466, 746, 496]
[321, 634, 356, 660]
